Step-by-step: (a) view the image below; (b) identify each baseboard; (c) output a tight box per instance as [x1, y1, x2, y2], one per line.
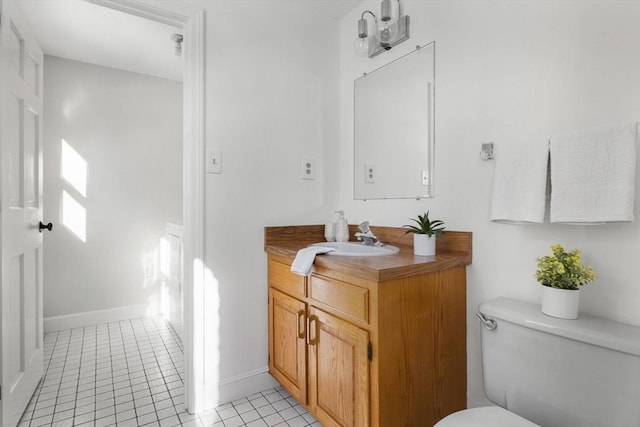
[216, 367, 278, 405]
[44, 304, 157, 332]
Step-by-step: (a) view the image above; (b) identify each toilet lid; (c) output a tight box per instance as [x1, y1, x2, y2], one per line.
[435, 406, 540, 427]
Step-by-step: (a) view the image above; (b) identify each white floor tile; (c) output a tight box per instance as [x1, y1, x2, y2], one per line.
[18, 317, 317, 426]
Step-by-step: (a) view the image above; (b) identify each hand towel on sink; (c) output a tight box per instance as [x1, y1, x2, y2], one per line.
[550, 123, 637, 223]
[290, 246, 336, 276]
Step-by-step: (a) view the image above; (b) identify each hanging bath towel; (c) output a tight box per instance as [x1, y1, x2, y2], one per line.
[490, 139, 550, 224]
[549, 123, 637, 223]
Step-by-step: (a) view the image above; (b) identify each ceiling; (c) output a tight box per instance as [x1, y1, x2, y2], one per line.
[17, 0, 363, 83]
[18, 0, 183, 81]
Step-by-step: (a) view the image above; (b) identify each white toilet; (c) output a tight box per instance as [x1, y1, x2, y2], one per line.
[436, 297, 640, 427]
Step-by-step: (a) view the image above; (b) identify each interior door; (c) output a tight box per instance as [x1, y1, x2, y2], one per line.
[0, 0, 45, 425]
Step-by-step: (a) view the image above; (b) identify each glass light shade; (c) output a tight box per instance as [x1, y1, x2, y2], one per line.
[376, 0, 399, 46]
[376, 19, 398, 45]
[353, 36, 370, 57]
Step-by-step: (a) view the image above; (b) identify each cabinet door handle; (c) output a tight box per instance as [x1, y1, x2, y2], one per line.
[308, 315, 318, 345]
[297, 310, 305, 339]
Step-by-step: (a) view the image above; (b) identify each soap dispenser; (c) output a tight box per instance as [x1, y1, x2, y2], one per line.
[335, 210, 349, 242]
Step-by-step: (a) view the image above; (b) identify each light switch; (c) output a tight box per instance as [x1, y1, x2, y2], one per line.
[207, 150, 222, 174]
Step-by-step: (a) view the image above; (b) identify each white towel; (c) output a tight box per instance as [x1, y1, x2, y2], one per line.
[290, 246, 336, 276]
[490, 139, 549, 224]
[550, 123, 637, 223]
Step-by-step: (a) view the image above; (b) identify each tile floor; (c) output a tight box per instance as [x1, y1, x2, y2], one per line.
[18, 317, 320, 427]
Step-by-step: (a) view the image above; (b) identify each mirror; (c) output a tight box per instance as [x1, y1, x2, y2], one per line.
[354, 42, 435, 200]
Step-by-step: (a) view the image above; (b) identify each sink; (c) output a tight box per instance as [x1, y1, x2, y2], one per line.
[309, 241, 400, 257]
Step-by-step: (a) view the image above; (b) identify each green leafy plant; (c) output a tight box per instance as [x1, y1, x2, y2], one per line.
[403, 211, 445, 237]
[535, 244, 597, 290]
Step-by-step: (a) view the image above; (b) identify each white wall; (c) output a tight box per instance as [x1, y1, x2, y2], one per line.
[192, 0, 341, 390]
[43, 56, 182, 321]
[60, 0, 639, 408]
[339, 1, 640, 406]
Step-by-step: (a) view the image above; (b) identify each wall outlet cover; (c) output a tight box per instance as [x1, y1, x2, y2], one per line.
[365, 164, 376, 183]
[302, 158, 315, 180]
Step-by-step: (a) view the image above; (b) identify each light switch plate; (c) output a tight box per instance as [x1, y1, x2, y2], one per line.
[207, 150, 222, 174]
[421, 170, 429, 186]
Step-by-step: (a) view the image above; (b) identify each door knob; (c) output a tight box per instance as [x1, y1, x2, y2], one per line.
[39, 221, 53, 232]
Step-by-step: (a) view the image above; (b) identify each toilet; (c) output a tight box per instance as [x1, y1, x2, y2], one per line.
[436, 297, 640, 427]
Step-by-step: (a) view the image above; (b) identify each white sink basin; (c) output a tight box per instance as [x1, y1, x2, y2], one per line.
[310, 242, 400, 257]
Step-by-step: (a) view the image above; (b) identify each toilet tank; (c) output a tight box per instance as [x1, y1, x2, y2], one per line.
[479, 297, 640, 427]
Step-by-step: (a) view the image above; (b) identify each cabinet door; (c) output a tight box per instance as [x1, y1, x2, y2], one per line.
[308, 307, 369, 427]
[269, 288, 307, 404]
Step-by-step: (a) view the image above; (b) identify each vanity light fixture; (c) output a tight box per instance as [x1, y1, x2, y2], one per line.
[354, 0, 410, 58]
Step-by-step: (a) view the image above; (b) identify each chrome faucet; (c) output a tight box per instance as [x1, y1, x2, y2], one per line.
[354, 221, 382, 246]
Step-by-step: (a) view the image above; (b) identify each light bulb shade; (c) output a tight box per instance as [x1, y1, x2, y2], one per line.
[353, 36, 370, 57]
[376, 0, 398, 46]
[376, 20, 399, 46]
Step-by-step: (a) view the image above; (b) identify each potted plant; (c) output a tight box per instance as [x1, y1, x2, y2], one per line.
[403, 211, 445, 256]
[535, 244, 597, 319]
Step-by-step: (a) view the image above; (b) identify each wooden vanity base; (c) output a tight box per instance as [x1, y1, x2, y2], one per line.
[265, 225, 471, 427]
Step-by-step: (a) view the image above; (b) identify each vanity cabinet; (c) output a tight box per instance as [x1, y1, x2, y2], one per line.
[269, 258, 370, 427]
[266, 226, 472, 427]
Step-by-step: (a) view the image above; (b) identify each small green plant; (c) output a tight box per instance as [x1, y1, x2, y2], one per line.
[535, 244, 597, 290]
[403, 211, 445, 237]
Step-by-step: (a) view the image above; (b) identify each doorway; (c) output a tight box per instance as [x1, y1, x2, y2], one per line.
[17, 0, 207, 415]
[41, 56, 184, 332]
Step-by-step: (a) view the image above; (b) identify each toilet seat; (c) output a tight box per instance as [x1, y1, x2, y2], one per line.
[435, 406, 540, 427]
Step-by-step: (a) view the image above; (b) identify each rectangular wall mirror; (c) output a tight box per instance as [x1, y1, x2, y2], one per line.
[354, 42, 435, 200]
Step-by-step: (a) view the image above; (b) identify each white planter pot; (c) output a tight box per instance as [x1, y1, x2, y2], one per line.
[541, 286, 580, 319]
[413, 234, 436, 256]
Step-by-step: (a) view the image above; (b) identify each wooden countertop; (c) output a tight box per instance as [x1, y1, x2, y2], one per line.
[265, 225, 472, 282]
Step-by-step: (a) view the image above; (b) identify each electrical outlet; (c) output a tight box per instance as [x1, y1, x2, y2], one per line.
[302, 158, 315, 180]
[207, 150, 222, 174]
[365, 164, 376, 183]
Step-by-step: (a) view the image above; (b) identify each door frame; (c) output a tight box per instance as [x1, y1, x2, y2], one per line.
[86, 0, 208, 413]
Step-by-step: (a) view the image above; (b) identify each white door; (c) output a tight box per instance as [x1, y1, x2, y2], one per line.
[0, 0, 45, 425]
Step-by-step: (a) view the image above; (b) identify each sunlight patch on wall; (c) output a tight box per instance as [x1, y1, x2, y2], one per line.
[142, 248, 159, 289]
[61, 139, 87, 197]
[62, 190, 86, 242]
[196, 258, 221, 407]
[143, 239, 168, 319]
[160, 237, 170, 278]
